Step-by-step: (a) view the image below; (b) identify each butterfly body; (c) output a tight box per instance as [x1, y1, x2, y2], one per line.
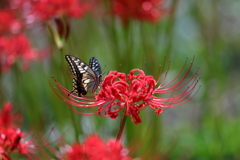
[65, 55, 102, 97]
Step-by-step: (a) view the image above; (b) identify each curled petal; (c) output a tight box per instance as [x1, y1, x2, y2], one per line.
[155, 108, 163, 115]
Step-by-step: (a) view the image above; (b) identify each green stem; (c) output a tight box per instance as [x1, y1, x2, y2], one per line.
[69, 108, 79, 141]
[116, 108, 128, 141]
[163, 0, 179, 58]
[122, 22, 132, 71]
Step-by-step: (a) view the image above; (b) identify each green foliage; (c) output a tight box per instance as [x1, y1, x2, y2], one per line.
[1, 0, 240, 159]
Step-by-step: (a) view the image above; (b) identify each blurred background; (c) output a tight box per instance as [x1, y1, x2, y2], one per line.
[1, 0, 240, 159]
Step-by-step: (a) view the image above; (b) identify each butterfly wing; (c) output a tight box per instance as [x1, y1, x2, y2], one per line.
[65, 55, 88, 96]
[65, 55, 100, 95]
[71, 76, 87, 97]
[89, 57, 102, 89]
[89, 57, 102, 76]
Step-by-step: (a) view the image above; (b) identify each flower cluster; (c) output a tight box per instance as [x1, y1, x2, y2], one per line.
[0, 102, 36, 159]
[0, 34, 41, 73]
[0, 9, 22, 35]
[53, 59, 199, 124]
[56, 134, 132, 160]
[0, 0, 49, 73]
[19, 0, 95, 22]
[7, 0, 98, 50]
[111, 0, 166, 24]
[0, 102, 22, 128]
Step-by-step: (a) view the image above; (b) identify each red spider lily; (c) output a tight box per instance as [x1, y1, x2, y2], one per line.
[0, 102, 22, 128]
[111, 0, 166, 24]
[0, 33, 41, 73]
[52, 58, 200, 124]
[0, 128, 36, 160]
[14, 0, 96, 22]
[59, 134, 132, 160]
[0, 102, 36, 159]
[0, 9, 22, 35]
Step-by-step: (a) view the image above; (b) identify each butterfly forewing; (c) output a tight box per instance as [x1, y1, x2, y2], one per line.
[65, 55, 95, 76]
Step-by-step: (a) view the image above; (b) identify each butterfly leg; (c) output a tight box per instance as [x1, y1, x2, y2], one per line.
[68, 90, 75, 96]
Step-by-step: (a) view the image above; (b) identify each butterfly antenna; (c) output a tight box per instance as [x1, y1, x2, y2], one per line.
[102, 64, 106, 71]
[68, 90, 74, 96]
[102, 64, 107, 75]
[103, 70, 108, 76]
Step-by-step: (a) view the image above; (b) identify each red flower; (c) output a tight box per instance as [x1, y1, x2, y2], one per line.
[0, 9, 22, 35]
[65, 134, 132, 160]
[0, 34, 39, 73]
[0, 102, 36, 159]
[16, 0, 95, 22]
[0, 102, 22, 128]
[52, 58, 200, 124]
[0, 127, 36, 159]
[111, 0, 166, 24]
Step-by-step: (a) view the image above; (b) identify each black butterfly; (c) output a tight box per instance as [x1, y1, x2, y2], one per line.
[65, 55, 102, 97]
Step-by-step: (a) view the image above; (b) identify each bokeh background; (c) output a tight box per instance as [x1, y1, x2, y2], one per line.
[1, 0, 240, 159]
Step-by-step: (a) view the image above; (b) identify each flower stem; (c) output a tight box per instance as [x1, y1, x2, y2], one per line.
[116, 109, 128, 141]
[163, 0, 179, 58]
[69, 108, 79, 141]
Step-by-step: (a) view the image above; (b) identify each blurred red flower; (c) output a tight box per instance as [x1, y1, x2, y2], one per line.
[53, 58, 200, 124]
[14, 0, 96, 22]
[0, 9, 22, 35]
[0, 128, 36, 160]
[0, 102, 22, 128]
[111, 0, 166, 24]
[65, 134, 132, 160]
[0, 102, 36, 159]
[0, 33, 39, 73]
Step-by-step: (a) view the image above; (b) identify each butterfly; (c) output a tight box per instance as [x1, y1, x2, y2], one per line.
[65, 55, 102, 97]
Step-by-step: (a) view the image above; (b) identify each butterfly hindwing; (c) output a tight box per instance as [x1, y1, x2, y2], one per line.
[89, 57, 102, 76]
[65, 55, 102, 96]
[89, 57, 102, 91]
[72, 76, 87, 97]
